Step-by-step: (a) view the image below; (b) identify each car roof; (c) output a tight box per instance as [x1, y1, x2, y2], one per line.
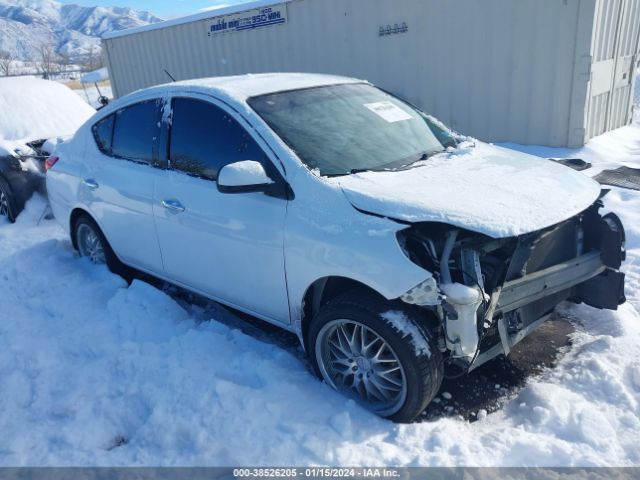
[133, 73, 365, 103]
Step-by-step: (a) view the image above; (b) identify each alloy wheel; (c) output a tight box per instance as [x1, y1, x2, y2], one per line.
[77, 223, 106, 264]
[315, 319, 408, 417]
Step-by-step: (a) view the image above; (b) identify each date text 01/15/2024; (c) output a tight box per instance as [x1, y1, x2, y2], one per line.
[233, 468, 401, 478]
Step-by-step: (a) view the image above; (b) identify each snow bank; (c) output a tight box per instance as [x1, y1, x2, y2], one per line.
[0, 76, 94, 143]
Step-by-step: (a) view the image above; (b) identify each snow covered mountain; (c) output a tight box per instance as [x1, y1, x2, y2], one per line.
[0, 0, 162, 61]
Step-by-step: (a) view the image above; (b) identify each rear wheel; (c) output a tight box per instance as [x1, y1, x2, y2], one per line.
[0, 176, 16, 223]
[73, 214, 130, 278]
[309, 292, 443, 423]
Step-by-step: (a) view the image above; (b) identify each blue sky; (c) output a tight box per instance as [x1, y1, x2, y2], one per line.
[59, 0, 249, 19]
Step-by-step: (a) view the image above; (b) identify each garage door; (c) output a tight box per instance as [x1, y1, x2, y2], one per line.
[586, 0, 640, 140]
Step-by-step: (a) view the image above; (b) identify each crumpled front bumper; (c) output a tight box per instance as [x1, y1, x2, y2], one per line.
[469, 211, 626, 371]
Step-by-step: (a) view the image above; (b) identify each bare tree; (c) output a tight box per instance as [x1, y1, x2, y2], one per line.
[0, 50, 13, 76]
[38, 43, 58, 79]
[58, 52, 70, 70]
[83, 44, 104, 71]
[87, 44, 96, 71]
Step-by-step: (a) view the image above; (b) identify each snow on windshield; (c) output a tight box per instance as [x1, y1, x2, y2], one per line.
[0, 77, 95, 143]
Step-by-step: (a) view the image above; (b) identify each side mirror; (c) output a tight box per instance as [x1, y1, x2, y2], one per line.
[217, 160, 275, 193]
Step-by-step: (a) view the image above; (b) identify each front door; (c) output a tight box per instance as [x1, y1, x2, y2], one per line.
[153, 95, 290, 324]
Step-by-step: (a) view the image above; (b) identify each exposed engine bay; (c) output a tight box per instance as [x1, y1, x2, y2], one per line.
[398, 192, 626, 373]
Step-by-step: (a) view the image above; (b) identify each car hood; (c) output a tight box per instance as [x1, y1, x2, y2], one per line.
[327, 142, 602, 238]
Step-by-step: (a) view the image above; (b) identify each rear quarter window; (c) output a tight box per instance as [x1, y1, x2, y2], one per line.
[92, 115, 114, 154]
[111, 100, 161, 163]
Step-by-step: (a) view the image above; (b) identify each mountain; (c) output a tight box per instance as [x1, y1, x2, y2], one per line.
[0, 0, 162, 61]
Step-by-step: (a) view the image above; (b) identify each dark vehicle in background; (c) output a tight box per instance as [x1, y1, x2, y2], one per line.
[0, 77, 94, 221]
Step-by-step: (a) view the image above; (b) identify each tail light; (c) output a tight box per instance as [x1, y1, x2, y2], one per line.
[45, 156, 59, 172]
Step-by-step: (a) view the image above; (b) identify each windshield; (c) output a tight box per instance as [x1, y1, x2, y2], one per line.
[249, 83, 454, 177]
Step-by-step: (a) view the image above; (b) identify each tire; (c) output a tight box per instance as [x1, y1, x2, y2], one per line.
[73, 214, 131, 279]
[0, 176, 17, 223]
[309, 291, 443, 423]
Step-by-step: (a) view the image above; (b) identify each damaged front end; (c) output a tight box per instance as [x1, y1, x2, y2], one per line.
[397, 193, 626, 372]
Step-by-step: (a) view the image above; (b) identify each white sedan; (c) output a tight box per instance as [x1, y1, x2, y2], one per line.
[46, 73, 626, 422]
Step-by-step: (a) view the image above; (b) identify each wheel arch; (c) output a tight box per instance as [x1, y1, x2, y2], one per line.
[69, 207, 92, 249]
[299, 276, 386, 352]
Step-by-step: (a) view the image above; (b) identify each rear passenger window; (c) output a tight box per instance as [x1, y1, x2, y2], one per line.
[92, 115, 114, 154]
[111, 100, 161, 163]
[169, 98, 267, 181]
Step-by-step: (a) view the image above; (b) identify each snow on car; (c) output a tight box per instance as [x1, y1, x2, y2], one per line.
[0, 72, 639, 466]
[45, 73, 627, 423]
[0, 76, 95, 222]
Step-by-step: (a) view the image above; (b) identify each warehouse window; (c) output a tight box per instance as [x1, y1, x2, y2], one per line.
[92, 115, 114, 154]
[111, 100, 161, 163]
[169, 98, 266, 181]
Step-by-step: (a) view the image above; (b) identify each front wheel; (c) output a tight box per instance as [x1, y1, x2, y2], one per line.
[309, 292, 443, 423]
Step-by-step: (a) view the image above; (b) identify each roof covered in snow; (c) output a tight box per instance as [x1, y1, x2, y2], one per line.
[131, 73, 362, 103]
[81, 67, 109, 84]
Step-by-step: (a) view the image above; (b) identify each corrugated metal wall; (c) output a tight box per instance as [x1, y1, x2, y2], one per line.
[586, 0, 640, 140]
[103, 0, 634, 147]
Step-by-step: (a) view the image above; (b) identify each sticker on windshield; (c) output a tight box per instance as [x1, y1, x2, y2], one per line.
[364, 101, 413, 123]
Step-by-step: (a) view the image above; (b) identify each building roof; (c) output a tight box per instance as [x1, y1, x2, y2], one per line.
[80, 67, 109, 84]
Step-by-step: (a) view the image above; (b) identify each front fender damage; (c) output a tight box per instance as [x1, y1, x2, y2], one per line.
[397, 197, 627, 372]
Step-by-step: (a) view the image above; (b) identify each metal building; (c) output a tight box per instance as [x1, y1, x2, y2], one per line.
[102, 0, 640, 147]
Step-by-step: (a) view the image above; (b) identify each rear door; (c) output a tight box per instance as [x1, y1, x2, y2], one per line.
[153, 94, 290, 323]
[82, 98, 165, 274]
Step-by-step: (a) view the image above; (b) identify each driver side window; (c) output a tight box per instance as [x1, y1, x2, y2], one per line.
[169, 97, 268, 181]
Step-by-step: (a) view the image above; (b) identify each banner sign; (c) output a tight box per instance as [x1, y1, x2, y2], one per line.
[207, 4, 288, 36]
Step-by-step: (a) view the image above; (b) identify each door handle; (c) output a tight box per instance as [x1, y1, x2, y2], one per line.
[83, 178, 99, 190]
[161, 199, 185, 213]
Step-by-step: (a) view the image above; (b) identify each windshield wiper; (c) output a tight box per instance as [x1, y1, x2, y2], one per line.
[350, 168, 376, 174]
[346, 150, 443, 176]
[390, 150, 443, 171]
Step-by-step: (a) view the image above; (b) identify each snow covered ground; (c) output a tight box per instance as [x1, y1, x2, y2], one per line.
[0, 80, 639, 467]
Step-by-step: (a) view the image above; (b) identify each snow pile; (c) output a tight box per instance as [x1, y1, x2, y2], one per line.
[0, 77, 94, 143]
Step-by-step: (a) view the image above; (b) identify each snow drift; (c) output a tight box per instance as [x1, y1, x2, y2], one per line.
[0, 77, 94, 144]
